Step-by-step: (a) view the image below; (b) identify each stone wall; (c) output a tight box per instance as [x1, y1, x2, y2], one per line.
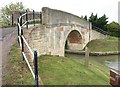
[27, 24, 91, 56]
[42, 7, 90, 29]
[91, 29, 107, 40]
[25, 7, 106, 57]
[27, 24, 106, 57]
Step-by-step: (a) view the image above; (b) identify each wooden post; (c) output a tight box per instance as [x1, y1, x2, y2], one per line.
[85, 47, 89, 67]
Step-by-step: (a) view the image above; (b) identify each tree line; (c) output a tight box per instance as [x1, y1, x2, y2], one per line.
[82, 13, 120, 37]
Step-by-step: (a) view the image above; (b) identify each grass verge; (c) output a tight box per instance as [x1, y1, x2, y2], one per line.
[2, 42, 34, 85]
[39, 55, 110, 85]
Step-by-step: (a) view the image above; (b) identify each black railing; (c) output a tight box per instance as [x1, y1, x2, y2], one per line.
[92, 25, 108, 35]
[17, 10, 43, 86]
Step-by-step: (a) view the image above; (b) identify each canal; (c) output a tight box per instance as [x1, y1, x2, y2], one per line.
[65, 53, 119, 72]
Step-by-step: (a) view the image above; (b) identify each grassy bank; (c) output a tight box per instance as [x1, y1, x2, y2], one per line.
[86, 36, 119, 52]
[2, 43, 34, 85]
[39, 55, 110, 85]
[3, 36, 118, 85]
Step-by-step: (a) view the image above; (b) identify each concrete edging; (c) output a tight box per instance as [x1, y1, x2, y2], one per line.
[65, 50, 120, 56]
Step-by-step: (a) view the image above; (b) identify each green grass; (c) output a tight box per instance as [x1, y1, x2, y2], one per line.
[86, 36, 119, 52]
[2, 42, 34, 85]
[39, 55, 111, 85]
[3, 36, 118, 85]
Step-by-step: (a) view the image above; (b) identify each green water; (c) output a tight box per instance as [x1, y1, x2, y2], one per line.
[65, 53, 119, 71]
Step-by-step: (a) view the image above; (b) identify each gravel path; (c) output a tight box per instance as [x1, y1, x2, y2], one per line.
[0, 27, 17, 86]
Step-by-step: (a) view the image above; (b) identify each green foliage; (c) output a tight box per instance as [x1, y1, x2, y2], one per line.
[89, 13, 98, 26]
[0, 19, 10, 28]
[89, 13, 108, 30]
[1, 2, 25, 16]
[0, 2, 28, 28]
[28, 20, 42, 25]
[106, 22, 120, 37]
[97, 14, 108, 30]
[86, 13, 120, 37]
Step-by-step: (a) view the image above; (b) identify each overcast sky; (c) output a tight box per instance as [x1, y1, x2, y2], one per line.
[0, 0, 119, 23]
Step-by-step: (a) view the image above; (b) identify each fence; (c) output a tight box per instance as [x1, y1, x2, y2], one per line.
[92, 25, 108, 35]
[17, 10, 42, 86]
[110, 69, 120, 87]
[11, 10, 42, 26]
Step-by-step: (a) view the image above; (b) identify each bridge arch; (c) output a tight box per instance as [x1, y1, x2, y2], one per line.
[64, 29, 83, 54]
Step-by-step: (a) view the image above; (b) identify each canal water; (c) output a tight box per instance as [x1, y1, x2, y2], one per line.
[105, 61, 120, 71]
[65, 53, 119, 71]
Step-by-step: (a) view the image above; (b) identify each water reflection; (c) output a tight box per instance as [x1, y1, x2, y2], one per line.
[106, 61, 120, 71]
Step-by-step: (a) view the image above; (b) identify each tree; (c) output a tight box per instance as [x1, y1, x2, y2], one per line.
[106, 21, 120, 37]
[0, 2, 28, 27]
[89, 13, 108, 30]
[89, 13, 98, 27]
[1, 2, 25, 16]
[97, 14, 108, 30]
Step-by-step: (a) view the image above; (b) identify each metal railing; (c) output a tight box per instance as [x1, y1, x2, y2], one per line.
[17, 10, 41, 87]
[92, 25, 108, 35]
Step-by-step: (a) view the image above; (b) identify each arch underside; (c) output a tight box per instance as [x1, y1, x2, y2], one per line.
[65, 30, 83, 51]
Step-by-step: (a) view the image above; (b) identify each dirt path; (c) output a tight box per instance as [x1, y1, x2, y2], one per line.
[0, 27, 17, 86]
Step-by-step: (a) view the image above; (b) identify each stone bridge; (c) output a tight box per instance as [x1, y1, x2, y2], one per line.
[27, 7, 106, 57]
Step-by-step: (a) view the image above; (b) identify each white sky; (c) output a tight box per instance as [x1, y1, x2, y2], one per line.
[0, 0, 119, 23]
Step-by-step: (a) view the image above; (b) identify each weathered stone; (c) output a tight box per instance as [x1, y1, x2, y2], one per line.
[26, 7, 106, 57]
